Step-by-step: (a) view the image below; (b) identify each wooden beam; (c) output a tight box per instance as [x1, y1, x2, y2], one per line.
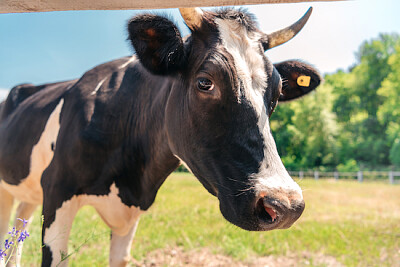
[0, 0, 345, 14]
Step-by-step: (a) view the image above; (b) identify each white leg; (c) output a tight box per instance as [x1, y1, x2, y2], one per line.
[0, 185, 14, 244]
[6, 202, 37, 267]
[42, 197, 80, 267]
[0, 185, 14, 267]
[109, 220, 139, 267]
[89, 183, 142, 267]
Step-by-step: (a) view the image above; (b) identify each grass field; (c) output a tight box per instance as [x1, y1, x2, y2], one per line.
[15, 173, 400, 266]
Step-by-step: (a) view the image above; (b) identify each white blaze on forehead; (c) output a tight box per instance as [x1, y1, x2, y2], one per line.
[216, 18, 302, 198]
[216, 18, 267, 115]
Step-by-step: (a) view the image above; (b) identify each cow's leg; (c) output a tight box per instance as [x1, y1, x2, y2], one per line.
[90, 183, 142, 267]
[109, 220, 140, 267]
[42, 196, 80, 267]
[0, 185, 14, 267]
[0, 185, 14, 245]
[6, 202, 37, 267]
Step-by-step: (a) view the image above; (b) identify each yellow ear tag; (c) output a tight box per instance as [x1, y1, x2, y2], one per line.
[297, 75, 311, 87]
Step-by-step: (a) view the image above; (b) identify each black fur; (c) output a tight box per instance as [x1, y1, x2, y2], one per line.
[274, 60, 322, 102]
[128, 15, 186, 75]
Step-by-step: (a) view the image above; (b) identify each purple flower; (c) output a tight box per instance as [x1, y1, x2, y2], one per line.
[4, 239, 13, 250]
[17, 230, 29, 243]
[0, 249, 6, 259]
[7, 227, 18, 237]
[1, 218, 30, 263]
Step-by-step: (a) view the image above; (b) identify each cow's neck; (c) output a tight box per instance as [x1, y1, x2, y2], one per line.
[116, 69, 180, 210]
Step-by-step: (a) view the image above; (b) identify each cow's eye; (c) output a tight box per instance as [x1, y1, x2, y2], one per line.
[197, 78, 214, 91]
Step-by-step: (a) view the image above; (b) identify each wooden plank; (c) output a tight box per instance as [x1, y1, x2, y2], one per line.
[0, 0, 345, 14]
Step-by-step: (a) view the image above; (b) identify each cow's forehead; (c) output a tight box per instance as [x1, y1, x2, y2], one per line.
[215, 16, 268, 117]
[214, 8, 259, 32]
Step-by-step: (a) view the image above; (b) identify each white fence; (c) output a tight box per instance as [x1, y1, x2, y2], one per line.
[288, 170, 400, 184]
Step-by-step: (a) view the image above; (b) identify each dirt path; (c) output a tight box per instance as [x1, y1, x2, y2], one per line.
[132, 247, 343, 267]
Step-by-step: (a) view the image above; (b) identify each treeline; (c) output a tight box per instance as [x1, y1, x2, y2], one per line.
[272, 33, 400, 171]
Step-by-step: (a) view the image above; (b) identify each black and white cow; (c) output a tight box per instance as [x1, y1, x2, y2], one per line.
[0, 7, 321, 266]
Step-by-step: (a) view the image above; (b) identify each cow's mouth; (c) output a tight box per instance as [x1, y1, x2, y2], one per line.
[255, 198, 278, 225]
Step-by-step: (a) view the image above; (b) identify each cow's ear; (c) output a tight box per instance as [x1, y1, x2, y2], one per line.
[274, 60, 322, 102]
[128, 14, 186, 75]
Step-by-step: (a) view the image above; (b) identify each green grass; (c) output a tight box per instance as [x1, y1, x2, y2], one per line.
[16, 173, 400, 266]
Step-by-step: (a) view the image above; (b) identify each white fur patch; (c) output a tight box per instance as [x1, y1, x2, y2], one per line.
[118, 55, 137, 69]
[174, 154, 193, 174]
[216, 18, 267, 114]
[90, 56, 137, 97]
[251, 120, 303, 196]
[90, 77, 107, 96]
[88, 183, 143, 235]
[1, 99, 64, 204]
[44, 183, 142, 266]
[250, 105, 302, 198]
[0, 185, 14, 245]
[109, 220, 139, 267]
[216, 19, 301, 198]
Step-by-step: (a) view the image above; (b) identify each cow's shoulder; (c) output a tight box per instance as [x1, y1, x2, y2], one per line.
[40, 57, 139, 179]
[70, 56, 137, 97]
[60, 56, 150, 145]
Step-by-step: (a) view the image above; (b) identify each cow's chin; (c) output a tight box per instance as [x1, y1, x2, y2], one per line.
[217, 193, 304, 232]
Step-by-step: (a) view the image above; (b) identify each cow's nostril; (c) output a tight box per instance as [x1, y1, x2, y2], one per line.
[254, 192, 304, 230]
[255, 198, 276, 223]
[264, 205, 277, 221]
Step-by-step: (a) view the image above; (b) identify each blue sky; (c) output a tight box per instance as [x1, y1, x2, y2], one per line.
[0, 0, 399, 93]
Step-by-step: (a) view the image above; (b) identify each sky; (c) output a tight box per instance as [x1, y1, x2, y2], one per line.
[0, 0, 399, 95]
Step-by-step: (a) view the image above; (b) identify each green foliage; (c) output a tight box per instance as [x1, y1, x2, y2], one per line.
[389, 139, 400, 166]
[378, 43, 400, 140]
[175, 164, 189, 173]
[337, 159, 360, 172]
[271, 33, 400, 170]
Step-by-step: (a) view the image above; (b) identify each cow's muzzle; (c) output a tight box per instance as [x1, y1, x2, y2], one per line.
[254, 190, 305, 230]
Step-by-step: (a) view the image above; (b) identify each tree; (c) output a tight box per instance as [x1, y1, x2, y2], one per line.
[271, 33, 400, 170]
[330, 33, 399, 167]
[378, 42, 400, 166]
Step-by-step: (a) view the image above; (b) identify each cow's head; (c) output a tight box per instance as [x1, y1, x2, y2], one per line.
[128, 7, 321, 231]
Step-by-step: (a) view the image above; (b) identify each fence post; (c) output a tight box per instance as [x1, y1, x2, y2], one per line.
[299, 171, 304, 179]
[357, 171, 363, 182]
[334, 171, 339, 181]
[389, 171, 394, 184]
[314, 171, 319, 180]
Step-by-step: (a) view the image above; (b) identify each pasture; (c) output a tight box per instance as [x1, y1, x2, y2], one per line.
[15, 173, 400, 266]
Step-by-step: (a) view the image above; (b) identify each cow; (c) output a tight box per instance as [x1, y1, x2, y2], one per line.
[0, 7, 321, 267]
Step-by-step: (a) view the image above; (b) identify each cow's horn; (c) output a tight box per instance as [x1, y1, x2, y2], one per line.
[179, 7, 204, 31]
[266, 7, 313, 49]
